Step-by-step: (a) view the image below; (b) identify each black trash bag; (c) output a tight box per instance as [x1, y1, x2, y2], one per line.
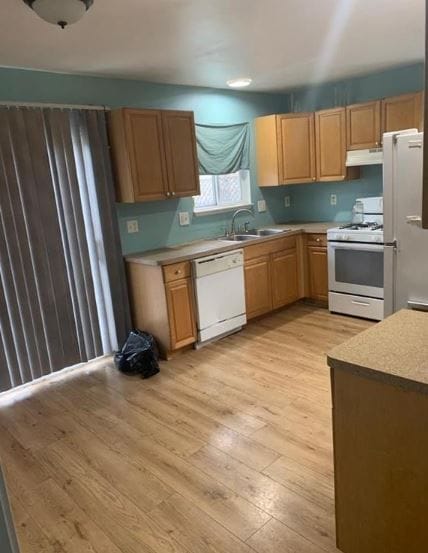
[114, 330, 160, 379]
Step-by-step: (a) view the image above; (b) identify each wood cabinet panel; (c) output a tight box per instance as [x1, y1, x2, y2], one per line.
[346, 101, 381, 150]
[124, 109, 168, 201]
[165, 278, 197, 350]
[244, 256, 272, 319]
[307, 246, 328, 302]
[163, 261, 191, 283]
[108, 108, 199, 203]
[271, 249, 299, 309]
[332, 367, 428, 553]
[315, 108, 346, 181]
[244, 235, 297, 262]
[306, 233, 328, 248]
[277, 113, 316, 184]
[381, 92, 423, 133]
[255, 115, 280, 186]
[162, 111, 200, 198]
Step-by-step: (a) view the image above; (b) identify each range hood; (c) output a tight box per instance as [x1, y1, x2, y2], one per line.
[346, 148, 383, 167]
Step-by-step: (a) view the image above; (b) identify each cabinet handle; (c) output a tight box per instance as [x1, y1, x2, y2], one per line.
[312, 177, 316, 181]
[172, 191, 176, 196]
[175, 269, 182, 275]
[316, 238, 321, 242]
[166, 191, 170, 197]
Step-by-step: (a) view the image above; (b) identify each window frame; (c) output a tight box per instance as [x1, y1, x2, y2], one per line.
[193, 170, 252, 216]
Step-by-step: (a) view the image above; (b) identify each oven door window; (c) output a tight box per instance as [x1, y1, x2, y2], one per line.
[335, 249, 384, 288]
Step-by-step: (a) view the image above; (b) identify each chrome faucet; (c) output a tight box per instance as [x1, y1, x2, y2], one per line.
[230, 208, 254, 236]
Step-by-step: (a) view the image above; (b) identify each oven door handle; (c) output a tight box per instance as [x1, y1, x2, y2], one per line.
[328, 241, 385, 252]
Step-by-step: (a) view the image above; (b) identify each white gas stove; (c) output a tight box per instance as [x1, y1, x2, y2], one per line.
[327, 221, 384, 244]
[327, 197, 392, 321]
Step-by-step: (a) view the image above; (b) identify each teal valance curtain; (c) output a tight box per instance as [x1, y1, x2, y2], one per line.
[195, 122, 250, 175]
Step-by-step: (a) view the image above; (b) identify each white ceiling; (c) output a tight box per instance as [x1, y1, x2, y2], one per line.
[0, 0, 425, 92]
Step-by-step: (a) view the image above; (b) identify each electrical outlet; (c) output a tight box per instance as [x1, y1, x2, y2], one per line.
[257, 199, 266, 213]
[179, 211, 190, 226]
[330, 194, 337, 206]
[127, 220, 139, 234]
[284, 195, 291, 208]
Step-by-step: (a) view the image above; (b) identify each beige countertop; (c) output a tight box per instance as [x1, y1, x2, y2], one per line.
[125, 221, 337, 266]
[328, 309, 428, 393]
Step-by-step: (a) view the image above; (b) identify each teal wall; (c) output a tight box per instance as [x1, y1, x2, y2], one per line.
[0, 67, 291, 254]
[285, 62, 424, 222]
[0, 62, 424, 252]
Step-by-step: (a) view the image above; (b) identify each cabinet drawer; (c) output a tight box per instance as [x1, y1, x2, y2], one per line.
[306, 233, 327, 247]
[163, 261, 191, 282]
[244, 235, 297, 261]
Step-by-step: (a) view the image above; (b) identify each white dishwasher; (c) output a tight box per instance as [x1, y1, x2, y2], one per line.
[193, 249, 246, 346]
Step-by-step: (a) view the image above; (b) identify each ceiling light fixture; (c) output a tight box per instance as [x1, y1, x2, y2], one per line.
[23, 0, 94, 29]
[227, 78, 252, 89]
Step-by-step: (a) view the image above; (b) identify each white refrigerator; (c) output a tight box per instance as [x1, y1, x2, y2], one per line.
[383, 130, 428, 314]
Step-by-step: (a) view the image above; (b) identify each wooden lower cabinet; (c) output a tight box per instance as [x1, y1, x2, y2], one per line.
[165, 278, 197, 350]
[307, 246, 328, 302]
[244, 256, 272, 319]
[244, 236, 302, 320]
[126, 232, 329, 354]
[271, 249, 299, 309]
[125, 260, 196, 357]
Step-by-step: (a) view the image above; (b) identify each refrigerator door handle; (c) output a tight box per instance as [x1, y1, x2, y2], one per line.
[406, 215, 422, 226]
[408, 140, 423, 148]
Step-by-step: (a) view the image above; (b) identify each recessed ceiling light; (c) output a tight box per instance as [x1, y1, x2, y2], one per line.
[227, 78, 252, 89]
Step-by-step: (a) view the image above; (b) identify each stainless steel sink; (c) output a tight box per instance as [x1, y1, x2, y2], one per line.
[223, 234, 262, 242]
[218, 228, 292, 243]
[257, 228, 290, 236]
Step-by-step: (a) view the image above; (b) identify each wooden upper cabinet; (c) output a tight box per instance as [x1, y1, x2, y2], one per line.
[315, 107, 346, 181]
[108, 109, 168, 202]
[255, 113, 315, 186]
[108, 108, 199, 203]
[162, 111, 200, 198]
[271, 248, 299, 309]
[346, 100, 381, 150]
[381, 92, 424, 134]
[278, 113, 316, 185]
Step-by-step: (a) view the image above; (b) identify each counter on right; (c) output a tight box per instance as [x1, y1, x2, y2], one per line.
[327, 308, 428, 553]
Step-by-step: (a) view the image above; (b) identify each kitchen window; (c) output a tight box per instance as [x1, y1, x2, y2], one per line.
[193, 170, 251, 215]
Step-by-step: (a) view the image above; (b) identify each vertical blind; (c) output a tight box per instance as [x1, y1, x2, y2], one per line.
[0, 107, 130, 392]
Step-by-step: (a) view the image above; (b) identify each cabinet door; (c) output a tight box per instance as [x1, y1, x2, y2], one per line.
[162, 111, 200, 198]
[165, 278, 197, 350]
[277, 113, 316, 184]
[244, 256, 272, 319]
[124, 109, 169, 201]
[315, 108, 346, 181]
[382, 92, 423, 133]
[271, 249, 299, 309]
[346, 101, 381, 150]
[307, 246, 328, 302]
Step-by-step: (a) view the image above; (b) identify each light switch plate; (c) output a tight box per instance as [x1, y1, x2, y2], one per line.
[179, 211, 190, 226]
[127, 220, 139, 234]
[284, 195, 291, 208]
[257, 200, 266, 212]
[330, 194, 337, 206]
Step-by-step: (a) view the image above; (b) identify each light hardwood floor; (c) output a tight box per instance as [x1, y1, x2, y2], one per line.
[0, 303, 372, 553]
